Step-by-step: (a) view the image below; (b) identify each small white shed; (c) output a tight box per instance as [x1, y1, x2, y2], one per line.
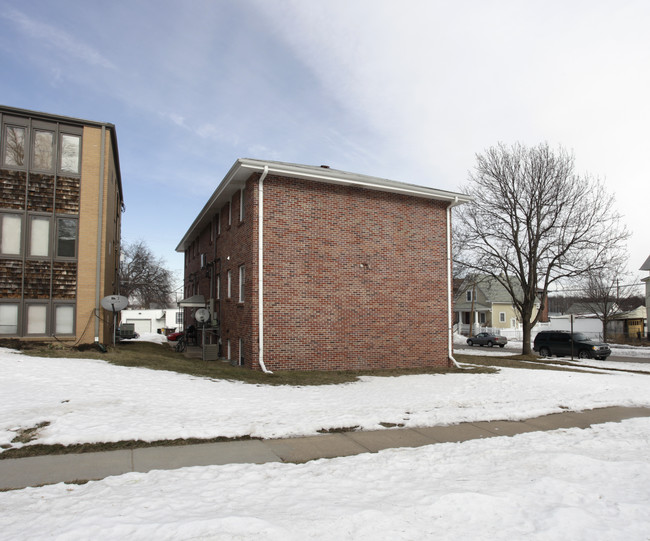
[121, 309, 182, 335]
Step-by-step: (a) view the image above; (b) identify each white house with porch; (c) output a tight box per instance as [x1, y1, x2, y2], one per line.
[454, 275, 543, 339]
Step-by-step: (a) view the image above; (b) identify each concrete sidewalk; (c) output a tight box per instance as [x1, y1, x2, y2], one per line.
[1, 406, 649, 491]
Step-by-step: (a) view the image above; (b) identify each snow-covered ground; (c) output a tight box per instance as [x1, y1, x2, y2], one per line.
[2, 342, 650, 450]
[1, 336, 649, 539]
[1, 418, 648, 540]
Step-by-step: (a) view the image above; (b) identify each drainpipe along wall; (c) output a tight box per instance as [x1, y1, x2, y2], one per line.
[94, 126, 106, 342]
[257, 166, 272, 373]
[447, 198, 461, 368]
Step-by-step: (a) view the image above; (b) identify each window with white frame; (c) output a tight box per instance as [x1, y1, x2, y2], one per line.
[227, 339, 231, 360]
[227, 270, 232, 298]
[239, 189, 244, 221]
[499, 312, 506, 323]
[238, 265, 245, 303]
[216, 213, 221, 235]
[0, 213, 22, 255]
[466, 290, 472, 302]
[0, 304, 19, 334]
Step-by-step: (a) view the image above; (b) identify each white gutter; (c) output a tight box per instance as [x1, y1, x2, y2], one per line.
[447, 197, 461, 368]
[258, 166, 272, 374]
[239, 162, 467, 202]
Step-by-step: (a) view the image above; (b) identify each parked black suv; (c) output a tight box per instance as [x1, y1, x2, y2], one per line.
[533, 331, 611, 360]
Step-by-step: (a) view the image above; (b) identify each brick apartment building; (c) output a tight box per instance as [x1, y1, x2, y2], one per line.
[177, 158, 470, 371]
[0, 105, 123, 344]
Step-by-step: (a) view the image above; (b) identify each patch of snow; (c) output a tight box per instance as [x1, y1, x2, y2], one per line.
[0, 418, 648, 540]
[1, 347, 649, 451]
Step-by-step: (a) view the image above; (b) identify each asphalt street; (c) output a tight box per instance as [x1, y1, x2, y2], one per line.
[455, 345, 650, 364]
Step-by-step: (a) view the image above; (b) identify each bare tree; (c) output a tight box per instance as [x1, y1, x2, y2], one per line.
[119, 240, 173, 309]
[578, 259, 642, 342]
[455, 142, 629, 354]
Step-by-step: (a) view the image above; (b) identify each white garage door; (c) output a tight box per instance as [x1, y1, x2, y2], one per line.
[127, 319, 151, 334]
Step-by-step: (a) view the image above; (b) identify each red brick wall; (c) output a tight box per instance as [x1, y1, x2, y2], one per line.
[183, 172, 452, 371]
[183, 184, 255, 364]
[260, 174, 451, 371]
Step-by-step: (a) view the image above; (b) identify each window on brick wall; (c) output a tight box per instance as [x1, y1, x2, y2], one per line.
[60, 134, 81, 174]
[238, 337, 244, 366]
[227, 339, 231, 360]
[216, 213, 221, 235]
[28, 216, 50, 257]
[56, 217, 78, 258]
[227, 270, 232, 298]
[32, 130, 55, 171]
[54, 304, 75, 335]
[239, 189, 244, 221]
[0, 213, 22, 255]
[216, 274, 220, 300]
[0, 303, 19, 335]
[26, 304, 47, 335]
[238, 265, 245, 303]
[3, 125, 25, 167]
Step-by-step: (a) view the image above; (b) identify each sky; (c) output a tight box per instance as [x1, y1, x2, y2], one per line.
[1, 1, 648, 292]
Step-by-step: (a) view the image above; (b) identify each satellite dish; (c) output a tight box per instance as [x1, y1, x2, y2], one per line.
[195, 308, 210, 323]
[101, 295, 128, 312]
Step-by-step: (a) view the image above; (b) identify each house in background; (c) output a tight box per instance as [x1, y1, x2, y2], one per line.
[176, 158, 471, 371]
[607, 306, 647, 341]
[642, 255, 650, 339]
[454, 274, 546, 337]
[0, 105, 123, 344]
[120, 308, 182, 335]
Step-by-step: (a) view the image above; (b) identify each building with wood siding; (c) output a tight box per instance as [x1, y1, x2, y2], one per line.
[0, 105, 123, 344]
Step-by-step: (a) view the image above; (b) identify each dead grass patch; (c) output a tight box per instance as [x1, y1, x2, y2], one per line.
[4, 340, 496, 386]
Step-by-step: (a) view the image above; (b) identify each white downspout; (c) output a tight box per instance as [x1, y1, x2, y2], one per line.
[94, 126, 106, 342]
[447, 198, 461, 368]
[258, 166, 272, 373]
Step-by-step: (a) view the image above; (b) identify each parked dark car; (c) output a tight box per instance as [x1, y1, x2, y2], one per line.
[533, 331, 611, 360]
[466, 332, 508, 348]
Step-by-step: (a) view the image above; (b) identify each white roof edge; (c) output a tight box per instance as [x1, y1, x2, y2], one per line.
[176, 158, 471, 252]
[238, 158, 471, 203]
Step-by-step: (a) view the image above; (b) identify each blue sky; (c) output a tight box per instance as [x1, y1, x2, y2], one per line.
[1, 1, 648, 292]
